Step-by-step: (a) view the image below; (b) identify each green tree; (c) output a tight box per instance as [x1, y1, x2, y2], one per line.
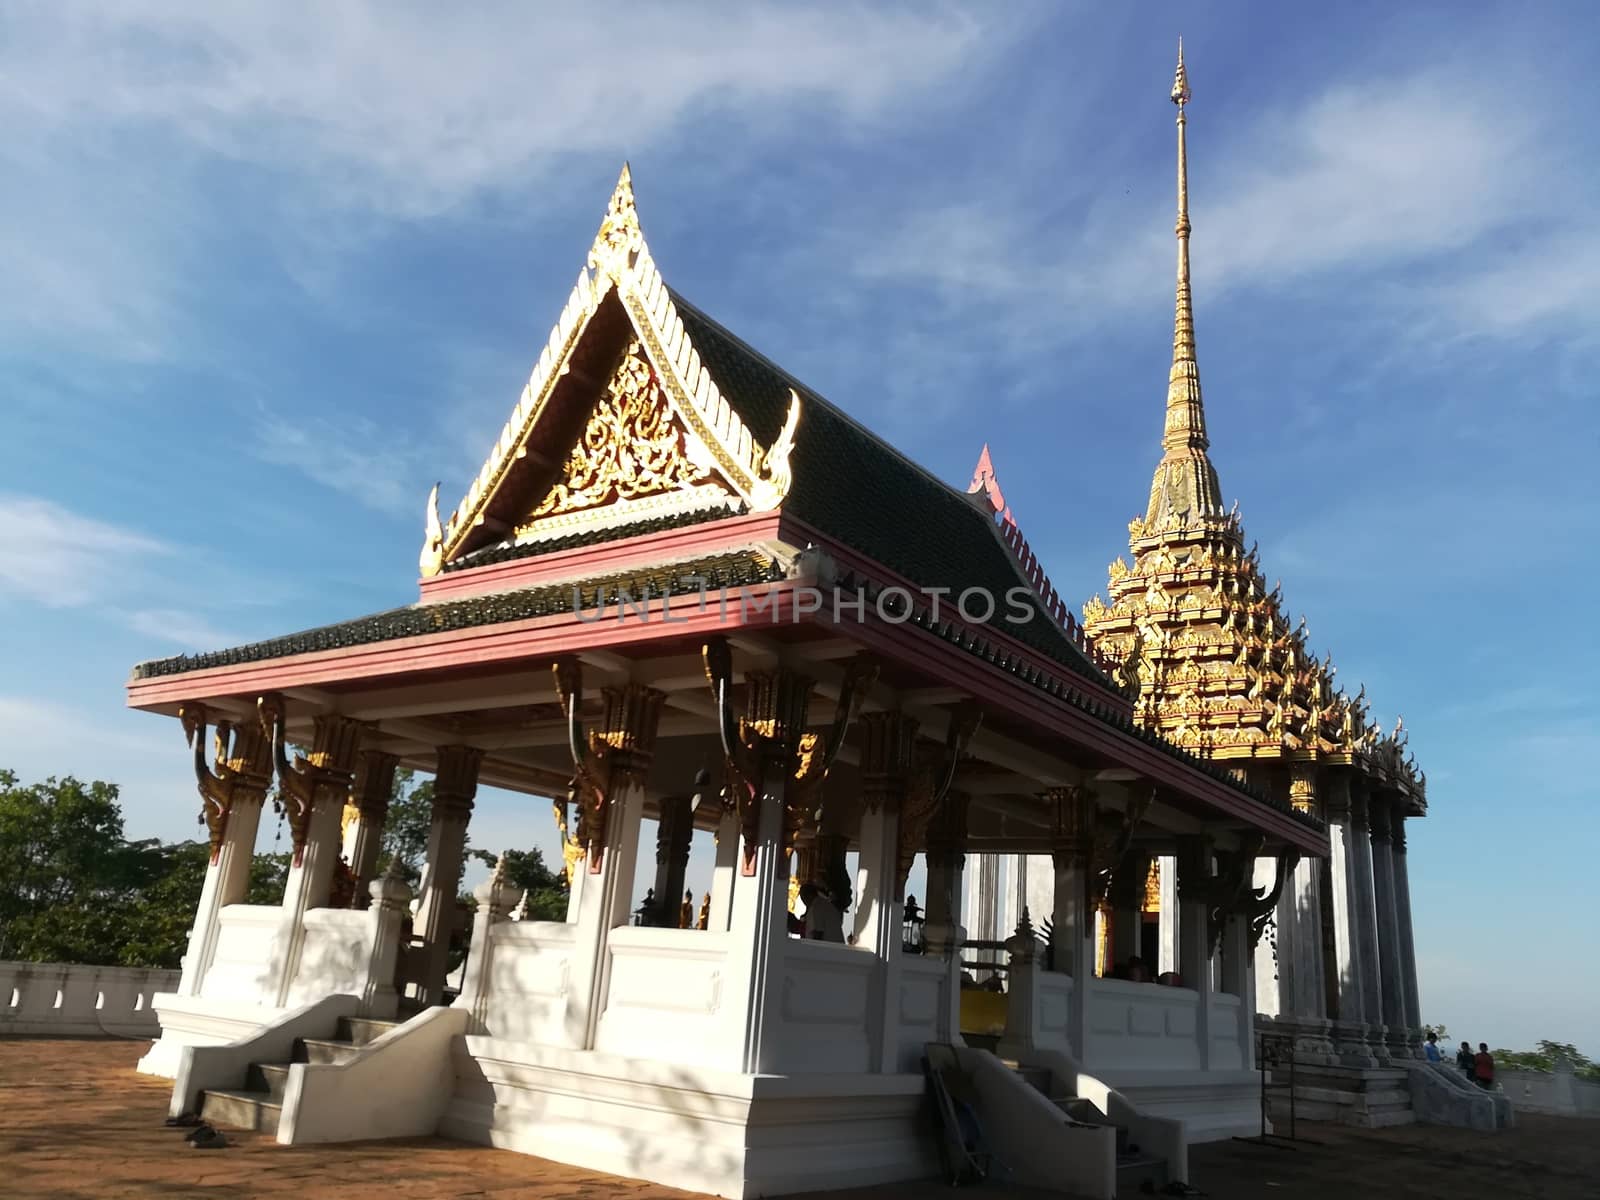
[374, 770, 433, 884]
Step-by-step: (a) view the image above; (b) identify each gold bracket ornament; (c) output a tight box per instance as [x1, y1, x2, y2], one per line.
[1088, 786, 1155, 910]
[703, 636, 878, 875]
[257, 695, 364, 867]
[552, 789, 586, 884]
[1246, 848, 1298, 951]
[180, 702, 273, 864]
[552, 657, 664, 874]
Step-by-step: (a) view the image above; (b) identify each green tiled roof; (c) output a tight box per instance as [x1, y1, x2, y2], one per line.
[668, 293, 1107, 685]
[131, 552, 783, 680]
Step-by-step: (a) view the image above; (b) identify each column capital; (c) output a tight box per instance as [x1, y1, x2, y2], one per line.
[353, 748, 401, 822]
[1322, 769, 1353, 822]
[432, 744, 484, 819]
[1367, 790, 1393, 842]
[1043, 784, 1096, 865]
[1174, 834, 1214, 902]
[858, 710, 920, 814]
[1391, 808, 1408, 854]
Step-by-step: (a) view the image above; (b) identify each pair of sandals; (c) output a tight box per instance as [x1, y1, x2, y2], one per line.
[163, 1113, 227, 1149]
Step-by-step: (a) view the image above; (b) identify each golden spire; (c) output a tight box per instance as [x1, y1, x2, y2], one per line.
[1144, 38, 1223, 531]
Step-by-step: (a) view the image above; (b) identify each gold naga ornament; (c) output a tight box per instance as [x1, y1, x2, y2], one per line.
[180, 703, 274, 863]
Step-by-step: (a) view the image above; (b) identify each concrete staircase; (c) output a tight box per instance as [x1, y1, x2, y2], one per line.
[1270, 1064, 1415, 1129]
[1005, 1060, 1168, 1195]
[199, 1016, 401, 1135]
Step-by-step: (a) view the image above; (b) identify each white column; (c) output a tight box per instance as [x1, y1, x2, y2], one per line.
[568, 778, 646, 1048]
[1177, 890, 1214, 1071]
[1350, 784, 1391, 1065]
[1325, 773, 1377, 1066]
[272, 792, 345, 1006]
[1157, 855, 1178, 976]
[854, 802, 904, 1073]
[718, 774, 789, 1074]
[925, 847, 966, 1045]
[411, 746, 480, 1009]
[1053, 855, 1094, 1061]
[1393, 816, 1423, 1043]
[345, 749, 398, 906]
[1368, 794, 1410, 1060]
[177, 794, 265, 998]
[1220, 910, 1256, 1070]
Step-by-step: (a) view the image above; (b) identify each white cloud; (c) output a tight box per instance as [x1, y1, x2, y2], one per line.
[0, 494, 172, 606]
[844, 63, 1596, 346]
[124, 609, 242, 653]
[0, 495, 252, 651]
[252, 413, 429, 517]
[2, 3, 988, 218]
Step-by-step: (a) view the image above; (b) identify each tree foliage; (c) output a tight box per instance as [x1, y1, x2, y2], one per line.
[1493, 1040, 1600, 1081]
[0, 770, 288, 968]
[1, 765, 569, 969]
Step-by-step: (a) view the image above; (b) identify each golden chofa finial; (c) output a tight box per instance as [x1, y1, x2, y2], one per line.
[1171, 38, 1191, 108]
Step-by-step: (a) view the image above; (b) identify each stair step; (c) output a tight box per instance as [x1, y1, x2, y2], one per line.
[337, 1016, 400, 1047]
[295, 1037, 361, 1066]
[244, 1062, 292, 1102]
[199, 1088, 282, 1135]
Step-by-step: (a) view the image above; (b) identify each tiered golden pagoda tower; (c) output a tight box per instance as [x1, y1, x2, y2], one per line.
[1081, 46, 1420, 801]
[1082, 44, 1426, 1065]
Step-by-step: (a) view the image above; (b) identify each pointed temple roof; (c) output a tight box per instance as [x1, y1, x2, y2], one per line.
[1081, 48, 1425, 813]
[135, 167, 1119, 691]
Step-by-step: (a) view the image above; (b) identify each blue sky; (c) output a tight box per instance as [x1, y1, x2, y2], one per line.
[1, 2, 1595, 1053]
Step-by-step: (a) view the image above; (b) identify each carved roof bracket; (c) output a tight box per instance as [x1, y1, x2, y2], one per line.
[257, 696, 364, 866]
[553, 656, 665, 874]
[181, 701, 274, 864]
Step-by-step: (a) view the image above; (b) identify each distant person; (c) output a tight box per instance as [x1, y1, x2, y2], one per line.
[1424, 1031, 1442, 1062]
[1473, 1043, 1495, 1089]
[1456, 1041, 1475, 1080]
[1125, 956, 1151, 983]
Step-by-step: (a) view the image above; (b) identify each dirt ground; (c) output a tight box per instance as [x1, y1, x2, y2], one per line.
[2, 1038, 1595, 1199]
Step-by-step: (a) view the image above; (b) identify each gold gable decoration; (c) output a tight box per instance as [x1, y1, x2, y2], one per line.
[420, 165, 801, 575]
[517, 341, 738, 541]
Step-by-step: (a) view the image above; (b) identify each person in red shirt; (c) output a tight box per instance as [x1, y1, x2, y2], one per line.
[1473, 1043, 1495, 1089]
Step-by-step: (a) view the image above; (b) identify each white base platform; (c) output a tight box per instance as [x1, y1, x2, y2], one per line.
[441, 1036, 937, 1199]
[1103, 1069, 1264, 1142]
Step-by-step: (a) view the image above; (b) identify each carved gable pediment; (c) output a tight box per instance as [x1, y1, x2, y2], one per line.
[515, 339, 741, 543]
[419, 165, 801, 576]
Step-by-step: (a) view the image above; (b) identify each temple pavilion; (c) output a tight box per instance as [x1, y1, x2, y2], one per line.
[129, 51, 1346, 1200]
